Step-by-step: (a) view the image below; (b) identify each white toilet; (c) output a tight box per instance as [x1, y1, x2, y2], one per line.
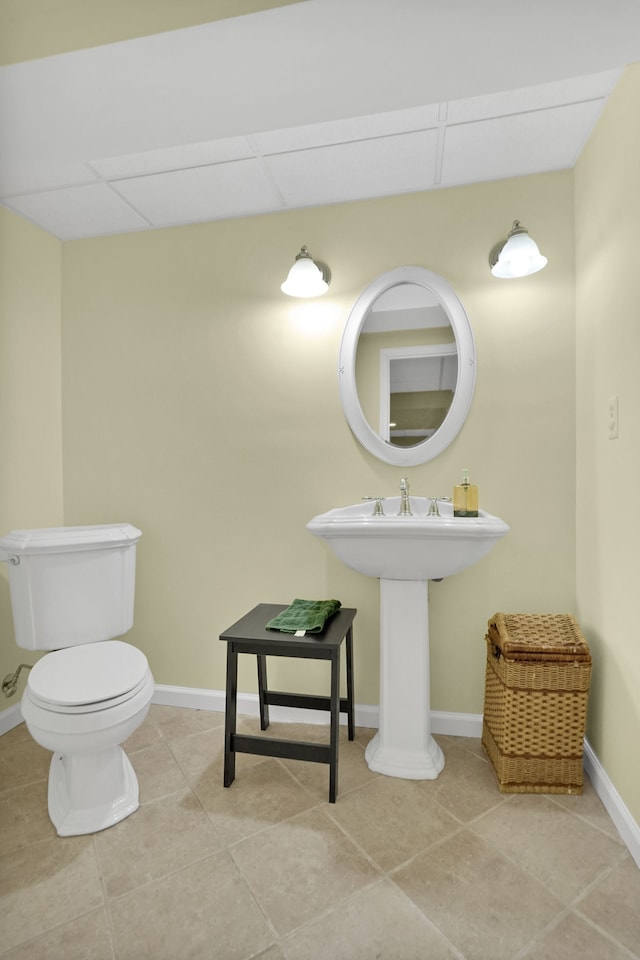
[0, 523, 154, 836]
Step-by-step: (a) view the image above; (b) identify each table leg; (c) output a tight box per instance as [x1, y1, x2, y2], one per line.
[256, 655, 270, 730]
[224, 644, 238, 788]
[329, 648, 340, 803]
[345, 626, 355, 741]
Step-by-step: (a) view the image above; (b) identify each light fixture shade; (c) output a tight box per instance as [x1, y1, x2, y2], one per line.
[490, 221, 548, 278]
[281, 246, 331, 298]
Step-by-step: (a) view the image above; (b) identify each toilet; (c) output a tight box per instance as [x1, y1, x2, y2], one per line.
[0, 523, 154, 837]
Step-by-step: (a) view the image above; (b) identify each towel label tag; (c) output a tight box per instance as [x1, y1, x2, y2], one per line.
[295, 629, 306, 637]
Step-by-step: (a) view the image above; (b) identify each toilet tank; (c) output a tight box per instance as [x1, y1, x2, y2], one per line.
[0, 524, 142, 651]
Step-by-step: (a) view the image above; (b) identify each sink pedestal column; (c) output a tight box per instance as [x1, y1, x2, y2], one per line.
[365, 579, 444, 779]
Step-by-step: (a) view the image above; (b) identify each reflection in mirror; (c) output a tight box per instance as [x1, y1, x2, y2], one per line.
[355, 283, 457, 448]
[339, 266, 476, 467]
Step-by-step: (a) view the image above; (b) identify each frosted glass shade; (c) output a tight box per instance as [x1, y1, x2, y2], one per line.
[281, 248, 330, 297]
[491, 223, 548, 278]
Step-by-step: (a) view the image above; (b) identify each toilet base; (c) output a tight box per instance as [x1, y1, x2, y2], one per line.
[48, 746, 140, 836]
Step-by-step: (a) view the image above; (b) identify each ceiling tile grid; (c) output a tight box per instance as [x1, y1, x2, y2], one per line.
[0, 0, 630, 245]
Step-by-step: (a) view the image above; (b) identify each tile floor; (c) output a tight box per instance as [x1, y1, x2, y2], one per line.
[1, 704, 639, 960]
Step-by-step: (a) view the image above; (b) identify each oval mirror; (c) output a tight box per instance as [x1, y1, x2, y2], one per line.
[338, 266, 476, 466]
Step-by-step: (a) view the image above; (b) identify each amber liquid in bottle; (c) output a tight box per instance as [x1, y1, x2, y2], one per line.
[453, 470, 479, 517]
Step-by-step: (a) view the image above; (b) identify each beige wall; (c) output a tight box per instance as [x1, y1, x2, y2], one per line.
[58, 172, 576, 710]
[0, 208, 63, 695]
[1, 0, 638, 836]
[575, 64, 640, 825]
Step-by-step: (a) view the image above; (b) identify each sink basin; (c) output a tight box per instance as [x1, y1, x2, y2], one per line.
[307, 494, 509, 781]
[307, 496, 510, 581]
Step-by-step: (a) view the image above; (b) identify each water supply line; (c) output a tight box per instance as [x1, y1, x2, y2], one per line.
[2, 663, 32, 698]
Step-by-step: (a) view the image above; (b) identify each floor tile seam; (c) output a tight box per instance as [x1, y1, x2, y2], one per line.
[162, 732, 272, 792]
[0, 832, 57, 860]
[261, 876, 387, 949]
[568, 906, 640, 960]
[157, 708, 227, 734]
[386, 821, 470, 878]
[220, 793, 347, 860]
[158, 720, 227, 746]
[271, 754, 332, 804]
[455, 736, 488, 756]
[0, 829, 101, 877]
[383, 874, 468, 960]
[203, 858, 282, 952]
[138, 782, 197, 807]
[387, 818, 563, 926]
[569, 853, 640, 936]
[215, 797, 333, 855]
[428, 786, 509, 829]
[94, 797, 228, 902]
[136, 780, 222, 822]
[277, 752, 386, 807]
[223, 804, 387, 929]
[100, 844, 238, 909]
[320, 802, 391, 877]
[0, 728, 32, 750]
[193, 774, 322, 843]
[222, 836, 378, 948]
[464, 818, 617, 909]
[0, 773, 49, 798]
[508, 904, 578, 960]
[87, 882, 119, 960]
[0, 905, 115, 960]
[545, 792, 626, 845]
[128, 736, 198, 800]
[223, 840, 272, 917]
[91, 833, 113, 909]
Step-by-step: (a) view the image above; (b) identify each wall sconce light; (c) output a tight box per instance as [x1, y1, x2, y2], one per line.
[489, 220, 548, 278]
[281, 246, 331, 298]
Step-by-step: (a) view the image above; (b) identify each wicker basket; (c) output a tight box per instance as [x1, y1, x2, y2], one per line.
[482, 613, 591, 794]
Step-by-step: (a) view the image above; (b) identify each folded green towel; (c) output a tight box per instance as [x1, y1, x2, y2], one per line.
[266, 599, 341, 634]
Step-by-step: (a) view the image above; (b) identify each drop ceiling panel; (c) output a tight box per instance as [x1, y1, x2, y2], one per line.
[265, 129, 439, 208]
[445, 69, 619, 123]
[112, 158, 283, 226]
[5, 183, 149, 240]
[0, 160, 100, 198]
[2, 2, 640, 240]
[90, 136, 255, 180]
[252, 104, 440, 155]
[441, 100, 607, 187]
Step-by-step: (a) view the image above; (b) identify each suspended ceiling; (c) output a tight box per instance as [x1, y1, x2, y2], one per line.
[1, 0, 640, 241]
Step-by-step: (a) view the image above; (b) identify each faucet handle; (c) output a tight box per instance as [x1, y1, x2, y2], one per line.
[426, 496, 452, 517]
[362, 496, 386, 516]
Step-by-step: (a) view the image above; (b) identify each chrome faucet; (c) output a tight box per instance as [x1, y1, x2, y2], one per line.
[362, 496, 386, 516]
[427, 495, 452, 517]
[398, 477, 412, 516]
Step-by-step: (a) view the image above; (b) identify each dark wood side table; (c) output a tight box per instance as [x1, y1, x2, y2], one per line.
[220, 603, 356, 803]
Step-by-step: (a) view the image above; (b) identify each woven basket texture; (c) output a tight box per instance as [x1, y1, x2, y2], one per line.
[482, 613, 591, 795]
[489, 612, 591, 663]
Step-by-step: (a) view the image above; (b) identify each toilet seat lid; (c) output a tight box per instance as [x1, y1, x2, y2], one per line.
[28, 640, 149, 707]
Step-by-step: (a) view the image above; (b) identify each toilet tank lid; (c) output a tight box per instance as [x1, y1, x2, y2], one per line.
[0, 523, 142, 557]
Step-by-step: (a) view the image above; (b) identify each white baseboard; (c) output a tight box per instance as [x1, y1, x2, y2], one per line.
[0, 702, 22, 736]
[584, 739, 640, 868]
[152, 683, 382, 729]
[2, 686, 638, 867]
[431, 710, 483, 738]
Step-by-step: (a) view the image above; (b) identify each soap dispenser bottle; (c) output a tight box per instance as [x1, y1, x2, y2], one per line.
[453, 468, 479, 517]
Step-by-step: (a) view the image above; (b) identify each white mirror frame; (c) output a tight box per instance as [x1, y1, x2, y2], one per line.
[338, 266, 477, 466]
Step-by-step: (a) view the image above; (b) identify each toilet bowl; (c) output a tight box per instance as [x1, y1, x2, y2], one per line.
[21, 640, 154, 836]
[0, 523, 153, 837]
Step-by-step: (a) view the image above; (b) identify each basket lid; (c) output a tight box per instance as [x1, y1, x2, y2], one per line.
[488, 613, 591, 663]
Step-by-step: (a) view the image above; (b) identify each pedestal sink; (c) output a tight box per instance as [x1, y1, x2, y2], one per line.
[307, 496, 509, 780]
